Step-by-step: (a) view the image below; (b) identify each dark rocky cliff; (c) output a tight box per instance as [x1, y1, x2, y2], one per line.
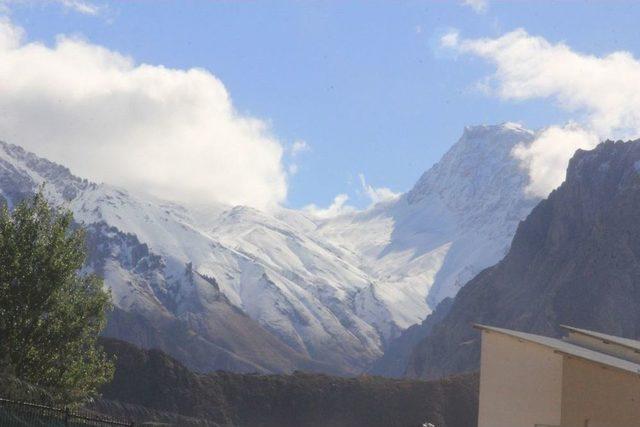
[405, 140, 640, 379]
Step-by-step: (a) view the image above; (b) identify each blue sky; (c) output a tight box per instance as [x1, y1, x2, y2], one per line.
[3, 0, 640, 210]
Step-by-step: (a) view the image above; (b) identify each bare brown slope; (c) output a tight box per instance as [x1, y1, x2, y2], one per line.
[406, 140, 640, 379]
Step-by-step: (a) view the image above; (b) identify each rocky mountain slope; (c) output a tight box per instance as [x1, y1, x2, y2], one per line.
[405, 140, 640, 379]
[321, 123, 539, 341]
[369, 298, 453, 377]
[94, 338, 479, 427]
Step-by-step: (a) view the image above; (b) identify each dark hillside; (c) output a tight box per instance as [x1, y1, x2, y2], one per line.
[97, 338, 478, 427]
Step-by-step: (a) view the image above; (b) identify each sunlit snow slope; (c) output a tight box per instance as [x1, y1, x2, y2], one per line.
[318, 124, 540, 339]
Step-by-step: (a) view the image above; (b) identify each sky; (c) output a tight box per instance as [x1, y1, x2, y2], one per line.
[2, 0, 640, 212]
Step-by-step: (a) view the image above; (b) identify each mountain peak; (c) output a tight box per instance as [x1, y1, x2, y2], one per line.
[406, 124, 537, 228]
[461, 122, 533, 139]
[319, 123, 542, 341]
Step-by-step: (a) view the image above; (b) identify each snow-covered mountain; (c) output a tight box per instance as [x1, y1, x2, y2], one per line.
[319, 123, 540, 340]
[0, 141, 381, 373]
[0, 123, 540, 374]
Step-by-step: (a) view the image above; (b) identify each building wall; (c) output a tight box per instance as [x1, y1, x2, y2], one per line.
[477, 330, 563, 427]
[560, 357, 640, 427]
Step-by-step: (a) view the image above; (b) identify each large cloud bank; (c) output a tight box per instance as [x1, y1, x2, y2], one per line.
[0, 18, 287, 209]
[443, 29, 640, 197]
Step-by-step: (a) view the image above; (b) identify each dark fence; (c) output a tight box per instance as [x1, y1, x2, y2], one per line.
[0, 397, 133, 426]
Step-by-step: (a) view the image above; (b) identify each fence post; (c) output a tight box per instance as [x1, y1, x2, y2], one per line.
[65, 407, 70, 427]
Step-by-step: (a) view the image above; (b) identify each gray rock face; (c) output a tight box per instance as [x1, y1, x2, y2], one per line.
[405, 140, 640, 379]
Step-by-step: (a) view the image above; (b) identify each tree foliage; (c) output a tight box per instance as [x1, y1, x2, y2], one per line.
[0, 192, 113, 403]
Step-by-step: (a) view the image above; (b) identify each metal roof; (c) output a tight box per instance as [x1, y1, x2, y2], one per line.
[474, 324, 640, 375]
[560, 324, 640, 353]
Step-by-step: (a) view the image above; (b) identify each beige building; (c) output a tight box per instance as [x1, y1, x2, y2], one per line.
[476, 324, 640, 427]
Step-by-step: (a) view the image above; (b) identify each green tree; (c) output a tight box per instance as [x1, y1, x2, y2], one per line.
[0, 191, 113, 403]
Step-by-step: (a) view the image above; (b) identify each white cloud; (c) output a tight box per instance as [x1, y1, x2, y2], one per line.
[55, 0, 100, 15]
[0, 0, 102, 16]
[303, 194, 356, 219]
[0, 18, 288, 210]
[303, 175, 399, 219]
[358, 174, 400, 204]
[442, 28, 640, 197]
[287, 140, 309, 177]
[462, 0, 487, 14]
[290, 140, 310, 156]
[512, 125, 599, 197]
[440, 30, 460, 48]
